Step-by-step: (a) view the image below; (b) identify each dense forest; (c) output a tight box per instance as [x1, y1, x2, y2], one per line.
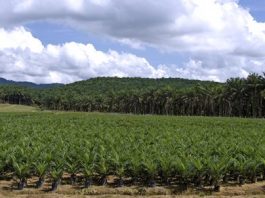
[0, 74, 265, 118]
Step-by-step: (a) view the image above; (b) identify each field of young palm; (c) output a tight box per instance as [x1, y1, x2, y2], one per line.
[0, 112, 264, 195]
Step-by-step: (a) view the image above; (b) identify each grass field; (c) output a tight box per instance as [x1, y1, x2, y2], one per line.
[0, 105, 265, 197]
[0, 104, 39, 112]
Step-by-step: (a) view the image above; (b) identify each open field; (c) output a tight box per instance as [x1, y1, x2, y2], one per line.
[0, 106, 265, 197]
[0, 104, 39, 112]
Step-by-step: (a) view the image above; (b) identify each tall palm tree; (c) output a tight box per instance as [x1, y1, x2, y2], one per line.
[225, 77, 247, 117]
[246, 73, 264, 117]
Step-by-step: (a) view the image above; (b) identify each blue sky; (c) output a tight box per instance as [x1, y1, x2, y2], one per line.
[1, 0, 265, 83]
[240, 0, 265, 21]
[25, 22, 188, 67]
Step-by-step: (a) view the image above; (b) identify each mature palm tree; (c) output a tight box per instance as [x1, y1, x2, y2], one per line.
[246, 73, 264, 117]
[225, 78, 247, 117]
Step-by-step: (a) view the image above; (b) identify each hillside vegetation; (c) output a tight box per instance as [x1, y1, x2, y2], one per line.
[0, 77, 62, 89]
[0, 74, 265, 117]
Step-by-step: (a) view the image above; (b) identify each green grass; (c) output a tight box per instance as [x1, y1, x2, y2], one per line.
[0, 104, 39, 112]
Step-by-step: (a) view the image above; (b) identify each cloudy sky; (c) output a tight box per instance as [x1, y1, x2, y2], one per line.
[0, 0, 265, 84]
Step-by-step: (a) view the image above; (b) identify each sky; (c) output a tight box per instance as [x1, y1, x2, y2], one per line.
[0, 0, 265, 84]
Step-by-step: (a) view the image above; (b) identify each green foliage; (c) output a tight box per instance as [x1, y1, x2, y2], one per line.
[34, 162, 48, 178]
[0, 112, 264, 188]
[1, 74, 265, 117]
[12, 161, 31, 180]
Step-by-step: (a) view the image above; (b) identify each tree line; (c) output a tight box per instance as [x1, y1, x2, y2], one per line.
[0, 74, 265, 117]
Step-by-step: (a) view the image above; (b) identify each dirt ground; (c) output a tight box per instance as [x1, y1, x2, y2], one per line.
[1, 176, 265, 198]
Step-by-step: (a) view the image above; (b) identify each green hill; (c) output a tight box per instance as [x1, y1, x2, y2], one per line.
[49, 77, 220, 96]
[0, 77, 63, 89]
[0, 75, 264, 118]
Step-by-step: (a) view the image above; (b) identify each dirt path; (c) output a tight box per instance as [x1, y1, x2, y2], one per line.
[1, 178, 265, 198]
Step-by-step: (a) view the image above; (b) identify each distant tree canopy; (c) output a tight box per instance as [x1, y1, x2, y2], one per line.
[1, 74, 265, 118]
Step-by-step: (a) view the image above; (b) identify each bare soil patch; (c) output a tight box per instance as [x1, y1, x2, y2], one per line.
[1, 177, 265, 198]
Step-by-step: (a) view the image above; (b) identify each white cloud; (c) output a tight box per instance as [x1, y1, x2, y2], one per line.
[0, 27, 43, 53]
[0, 27, 166, 83]
[1, 0, 262, 53]
[0, 0, 265, 82]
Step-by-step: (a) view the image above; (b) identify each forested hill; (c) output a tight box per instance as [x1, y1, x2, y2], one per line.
[51, 77, 220, 96]
[0, 74, 265, 118]
[0, 77, 63, 89]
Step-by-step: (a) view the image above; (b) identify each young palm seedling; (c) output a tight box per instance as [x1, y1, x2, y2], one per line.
[83, 163, 94, 188]
[50, 169, 63, 191]
[158, 156, 174, 185]
[81, 153, 95, 188]
[190, 158, 205, 188]
[50, 163, 64, 191]
[207, 156, 228, 192]
[97, 159, 109, 185]
[142, 159, 158, 187]
[126, 157, 142, 185]
[115, 165, 125, 187]
[12, 161, 31, 190]
[228, 156, 247, 185]
[175, 159, 190, 192]
[111, 151, 126, 187]
[34, 162, 48, 188]
[245, 159, 262, 183]
[66, 160, 79, 185]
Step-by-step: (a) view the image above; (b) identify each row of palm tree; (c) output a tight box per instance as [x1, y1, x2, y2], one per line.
[0, 73, 265, 117]
[0, 113, 265, 191]
[3, 141, 265, 191]
[39, 73, 265, 117]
